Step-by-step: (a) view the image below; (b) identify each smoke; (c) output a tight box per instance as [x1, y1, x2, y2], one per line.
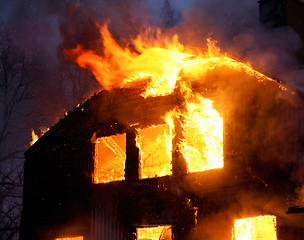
[171, 0, 304, 89]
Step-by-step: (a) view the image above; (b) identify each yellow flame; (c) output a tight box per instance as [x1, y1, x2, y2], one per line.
[30, 130, 38, 146]
[180, 94, 223, 172]
[233, 215, 277, 240]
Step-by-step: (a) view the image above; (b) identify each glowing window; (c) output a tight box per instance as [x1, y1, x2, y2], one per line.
[180, 97, 223, 173]
[233, 215, 277, 240]
[93, 133, 126, 183]
[55, 237, 83, 240]
[136, 226, 172, 240]
[136, 124, 172, 179]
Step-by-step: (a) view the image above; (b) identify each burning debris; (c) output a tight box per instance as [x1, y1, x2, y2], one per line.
[20, 15, 304, 240]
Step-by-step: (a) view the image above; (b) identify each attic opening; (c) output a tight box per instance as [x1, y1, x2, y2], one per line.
[136, 225, 172, 240]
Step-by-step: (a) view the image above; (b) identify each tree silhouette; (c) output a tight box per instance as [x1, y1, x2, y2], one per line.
[161, 0, 181, 29]
[0, 25, 33, 240]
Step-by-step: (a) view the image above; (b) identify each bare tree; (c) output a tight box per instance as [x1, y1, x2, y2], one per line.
[0, 24, 33, 240]
[63, 62, 99, 108]
[161, 0, 182, 29]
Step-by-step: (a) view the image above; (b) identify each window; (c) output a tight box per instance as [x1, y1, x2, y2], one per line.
[93, 133, 126, 183]
[136, 124, 173, 179]
[55, 236, 84, 240]
[233, 215, 277, 240]
[136, 226, 172, 240]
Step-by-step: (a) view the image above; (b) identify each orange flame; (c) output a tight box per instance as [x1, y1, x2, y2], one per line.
[233, 215, 277, 240]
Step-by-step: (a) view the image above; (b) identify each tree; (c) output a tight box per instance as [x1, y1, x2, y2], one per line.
[161, 0, 182, 29]
[0, 25, 33, 240]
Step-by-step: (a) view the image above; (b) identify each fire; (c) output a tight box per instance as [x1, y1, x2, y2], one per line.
[64, 24, 190, 97]
[136, 226, 172, 240]
[55, 237, 83, 240]
[65, 23, 286, 180]
[179, 94, 223, 172]
[64, 23, 280, 97]
[233, 215, 277, 240]
[30, 130, 38, 146]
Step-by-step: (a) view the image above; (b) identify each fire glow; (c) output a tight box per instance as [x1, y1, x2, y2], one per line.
[233, 215, 277, 240]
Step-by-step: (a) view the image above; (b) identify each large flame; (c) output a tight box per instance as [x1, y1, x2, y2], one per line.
[233, 215, 277, 240]
[64, 23, 280, 96]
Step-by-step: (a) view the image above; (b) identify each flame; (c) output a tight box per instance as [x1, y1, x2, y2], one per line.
[30, 130, 38, 146]
[64, 23, 280, 96]
[233, 215, 277, 240]
[179, 93, 223, 172]
[64, 24, 191, 97]
[136, 226, 172, 240]
[55, 237, 83, 240]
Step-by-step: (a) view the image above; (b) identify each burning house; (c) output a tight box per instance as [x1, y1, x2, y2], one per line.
[19, 14, 304, 240]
